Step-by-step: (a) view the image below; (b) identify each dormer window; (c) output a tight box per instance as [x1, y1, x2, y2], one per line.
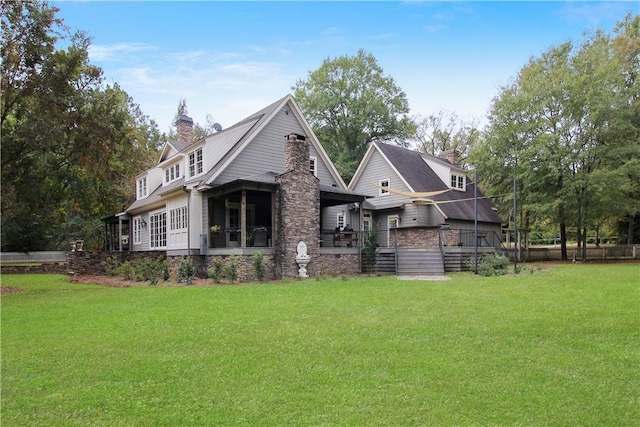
[189, 148, 203, 177]
[450, 173, 465, 191]
[137, 176, 147, 199]
[379, 178, 390, 195]
[165, 163, 181, 184]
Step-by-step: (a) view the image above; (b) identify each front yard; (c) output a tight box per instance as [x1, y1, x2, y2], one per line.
[1, 263, 638, 426]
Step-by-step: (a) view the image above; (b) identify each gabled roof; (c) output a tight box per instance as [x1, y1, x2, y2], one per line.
[125, 94, 353, 214]
[352, 141, 502, 224]
[196, 94, 347, 190]
[158, 140, 190, 164]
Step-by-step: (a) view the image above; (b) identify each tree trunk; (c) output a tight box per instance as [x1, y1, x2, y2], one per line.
[628, 214, 635, 245]
[581, 226, 587, 262]
[560, 222, 568, 261]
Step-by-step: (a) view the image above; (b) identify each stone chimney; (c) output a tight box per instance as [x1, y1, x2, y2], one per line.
[284, 133, 309, 173]
[439, 149, 460, 166]
[275, 133, 319, 279]
[176, 115, 194, 144]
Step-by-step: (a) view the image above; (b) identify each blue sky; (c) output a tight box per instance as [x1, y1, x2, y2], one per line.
[54, 1, 639, 133]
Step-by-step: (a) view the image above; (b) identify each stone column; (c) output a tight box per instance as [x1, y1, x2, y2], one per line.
[275, 133, 320, 278]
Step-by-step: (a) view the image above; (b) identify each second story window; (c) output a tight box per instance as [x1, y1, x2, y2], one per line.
[450, 173, 465, 190]
[379, 178, 390, 195]
[137, 176, 147, 199]
[189, 148, 203, 177]
[310, 156, 317, 176]
[164, 163, 181, 184]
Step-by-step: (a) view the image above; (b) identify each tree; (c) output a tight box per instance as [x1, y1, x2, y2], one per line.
[293, 49, 414, 181]
[1, 1, 162, 251]
[413, 110, 481, 165]
[470, 15, 640, 260]
[166, 99, 219, 141]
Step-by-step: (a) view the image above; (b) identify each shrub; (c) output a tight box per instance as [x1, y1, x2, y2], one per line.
[208, 258, 224, 284]
[101, 256, 121, 276]
[137, 256, 169, 285]
[117, 261, 135, 281]
[177, 257, 195, 285]
[223, 255, 240, 283]
[253, 251, 266, 281]
[361, 224, 378, 274]
[467, 254, 510, 276]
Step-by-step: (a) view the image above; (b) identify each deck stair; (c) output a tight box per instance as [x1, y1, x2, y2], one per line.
[396, 248, 445, 276]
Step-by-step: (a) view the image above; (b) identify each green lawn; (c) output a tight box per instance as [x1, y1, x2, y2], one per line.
[2, 264, 639, 426]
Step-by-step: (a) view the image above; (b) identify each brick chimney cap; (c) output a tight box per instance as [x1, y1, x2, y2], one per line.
[286, 133, 306, 141]
[178, 115, 193, 124]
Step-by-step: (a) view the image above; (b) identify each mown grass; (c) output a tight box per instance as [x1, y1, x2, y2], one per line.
[2, 264, 639, 426]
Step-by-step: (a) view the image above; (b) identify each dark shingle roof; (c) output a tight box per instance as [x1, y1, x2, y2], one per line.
[373, 142, 502, 224]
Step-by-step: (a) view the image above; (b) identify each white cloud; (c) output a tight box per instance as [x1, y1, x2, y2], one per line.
[557, 1, 633, 29]
[88, 42, 157, 61]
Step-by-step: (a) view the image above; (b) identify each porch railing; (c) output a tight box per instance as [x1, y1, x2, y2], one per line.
[209, 226, 273, 248]
[440, 229, 508, 256]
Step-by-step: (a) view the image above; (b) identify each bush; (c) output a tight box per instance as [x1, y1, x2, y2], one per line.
[137, 256, 169, 285]
[253, 251, 266, 281]
[223, 255, 240, 283]
[468, 254, 510, 276]
[101, 256, 121, 276]
[208, 258, 224, 284]
[177, 257, 195, 285]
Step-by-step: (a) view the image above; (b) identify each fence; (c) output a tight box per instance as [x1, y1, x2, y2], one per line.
[1, 251, 67, 263]
[520, 245, 639, 262]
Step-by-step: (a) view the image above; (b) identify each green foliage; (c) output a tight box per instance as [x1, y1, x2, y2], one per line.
[471, 14, 640, 255]
[1, 1, 163, 251]
[252, 251, 267, 281]
[477, 255, 510, 276]
[101, 256, 121, 276]
[293, 49, 413, 181]
[208, 258, 224, 284]
[176, 257, 195, 285]
[223, 255, 240, 283]
[361, 223, 378, 274]
[110, 256, 168, 285]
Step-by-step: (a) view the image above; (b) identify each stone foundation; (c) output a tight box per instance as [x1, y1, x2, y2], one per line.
[391, 227, 440, 248]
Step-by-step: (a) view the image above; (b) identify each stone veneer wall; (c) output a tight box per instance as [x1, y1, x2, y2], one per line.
[275, 134, 320, 279]
[315, 252, 360, 276]
[390, 227, 440, 248]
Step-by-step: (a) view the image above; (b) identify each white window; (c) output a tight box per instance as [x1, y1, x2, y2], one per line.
[337, 212, 346, 230]
[379, 178, 390, 195]
[165, 163, 181, 184]
[450, 173, 465, 191]
[132, 217, 142, 244]
[137, 177, 147, 199]
[363, 213, 372, 233]
[189, 148, 203, 177]
[149, 211, 166, 248]
[169, 206, 188, 231]
[309, 156, 317, 177]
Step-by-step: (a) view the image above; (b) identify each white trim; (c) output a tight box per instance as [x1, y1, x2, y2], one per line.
[349, 141, 415, 193]
[450, 173, 466, 191]
[309, 156, 318, 177]
[132, 216, 142, 244]
[188, 147, 204, 178]
[379, 178, 390, 196]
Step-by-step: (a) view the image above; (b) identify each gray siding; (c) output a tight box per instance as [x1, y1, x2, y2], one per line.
[352, 149, 411, 199]
[216, 107, 340, 188]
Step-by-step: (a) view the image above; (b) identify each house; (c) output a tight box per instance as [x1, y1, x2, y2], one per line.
[347, 141, 504, 274]
[104, 95, 367, 279]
